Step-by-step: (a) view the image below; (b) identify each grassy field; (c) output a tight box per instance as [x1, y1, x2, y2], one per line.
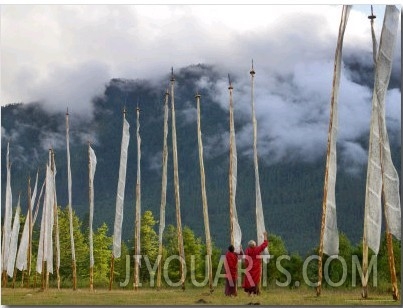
[1, 286, 401, 306]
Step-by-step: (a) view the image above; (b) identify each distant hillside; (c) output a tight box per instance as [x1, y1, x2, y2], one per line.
[1, 64, 401, 255]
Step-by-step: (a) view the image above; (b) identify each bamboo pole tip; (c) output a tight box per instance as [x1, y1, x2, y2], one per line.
[170, 67, 175, 81]
[228, 74, 233, 90]
[368, 5, 376, 19]
[250, 59, 256, 75]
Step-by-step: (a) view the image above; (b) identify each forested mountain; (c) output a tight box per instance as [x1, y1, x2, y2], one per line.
[1, 64, 401, 255]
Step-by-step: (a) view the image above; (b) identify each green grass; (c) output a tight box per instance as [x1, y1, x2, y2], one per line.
[1, 286, 401, 306]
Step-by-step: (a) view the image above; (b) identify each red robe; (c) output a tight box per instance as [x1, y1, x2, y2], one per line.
[242, 240, 268, 290]
[225, 251, 239, 282]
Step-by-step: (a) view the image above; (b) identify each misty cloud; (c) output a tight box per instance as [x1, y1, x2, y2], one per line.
[1, 125, 21, 143]
[178, 100, 197, 125]
[1, 5, 400, 171]
[193, 54, 399, 171]
[3, 5, 399, 114]
[11, 61, 109, 116]
[148, 151, 163, 172]
[340, 141, 368, 175]
[203, 131, 229, 160]
[385, 88, 402, 144]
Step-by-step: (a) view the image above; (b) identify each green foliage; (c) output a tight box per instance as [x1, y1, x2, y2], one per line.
[377, 233, 401, 287]
[160, 223, 222, 287]
[265, 234, 288, 285]
[139, 210, 159, 282]
[351, 240, 377, 288]
[92, 223, 112, 285]
[114, 241, 130, 286]
[321, 232, 353, 288]
[57, 206, 89, 282]
[161, 224, 181, 284]
[183, 226, 205, 283]
[140, 211, 159, 260]
[4, 207, 402, 291]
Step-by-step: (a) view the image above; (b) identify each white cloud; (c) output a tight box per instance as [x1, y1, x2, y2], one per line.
[1, 4, 400, 167]
[3, 5, 399, 110]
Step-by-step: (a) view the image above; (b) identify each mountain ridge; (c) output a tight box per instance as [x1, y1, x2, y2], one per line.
[1, 64, 401, 255]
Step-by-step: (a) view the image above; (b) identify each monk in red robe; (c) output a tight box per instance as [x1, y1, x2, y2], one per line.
[242, 231, 268, 295]
[224, 244, 243, 296]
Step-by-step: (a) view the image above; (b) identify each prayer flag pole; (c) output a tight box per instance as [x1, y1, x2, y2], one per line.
[88, 142, 97, 291]
[170, 69, 186, 290]
[195, 92, 213, 293]
[316, 5, 350, 297]
[228, 75, 242, 254]
[66, 109, 77, 290]
[51, 149, 61, 290]
[362, 5, 400, 300]
[228, 76, 235, 247]
[27, 176, 32, 287]
[109, 107, 130, 290]
[157, 90, 170, 290]
[134, 106, 141, 291]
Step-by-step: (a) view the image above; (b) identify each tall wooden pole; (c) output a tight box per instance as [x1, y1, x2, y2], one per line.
[1, 220, 6, 287]
[109, 107, 128, 290]
[12, 265, 17, 288]
[42, 261, 46, 290]
[361, 232, 369, 298]
[11, 194, 21, 289]
[134, 106, 141, 291]
[363, 6, 399, 301]
[109, 254, 115, 290]
[384, 213, 399, 300]
[376, 28, 399, 300]
[376, 102, 399, 300]
[228, 77, 235, 247]
[170, 69, 186, 290]
[27, 176, 33, 288]
[2, 142, 12, 288]
[362, 7, 377, 299]
[195, 93, 213, 292]
[250, 62, 264, 291]
[88, 142, 94, 292]
[42, 150, 52, 291]
[376, 5, 399, 300]
[157, 90, 169, 290]
[316, 5, 350, 296]
[51, 149, 61, 290]
[66, 109, 77, 290]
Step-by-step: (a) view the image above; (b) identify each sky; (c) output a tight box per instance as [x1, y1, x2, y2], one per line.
[1, 3, 401, 169]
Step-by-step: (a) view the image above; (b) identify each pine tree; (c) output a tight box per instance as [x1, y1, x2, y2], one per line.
[182, 226, 204, 283]
[377, 233, 401, 286]
[92, 223, 112, 286]
[139, 210, 159, 282]
[265, 234, 288, 286]
[57, 207, 89, 286]
[114, 240, 130, 287]
[325, 232, 352, 287]
[162, 225, 180, 284]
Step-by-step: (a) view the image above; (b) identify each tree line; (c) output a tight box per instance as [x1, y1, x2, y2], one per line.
[4, 207, 400, 291]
